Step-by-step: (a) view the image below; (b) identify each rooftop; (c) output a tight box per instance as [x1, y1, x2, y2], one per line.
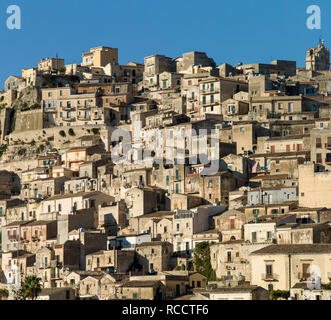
[251, 244, 331, 255]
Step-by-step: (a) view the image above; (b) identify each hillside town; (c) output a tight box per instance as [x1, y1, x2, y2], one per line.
[0, 41, 330, 301]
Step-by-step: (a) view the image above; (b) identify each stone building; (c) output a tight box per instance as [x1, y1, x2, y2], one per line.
[306, 41, 330, 71]
[135, 241, 173, 274]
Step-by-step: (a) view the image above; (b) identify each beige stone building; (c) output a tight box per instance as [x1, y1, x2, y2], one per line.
[38, 58, 65, 73]
[85, 249, 135, 273]
[119, 280, 165, 300]
[81, 46, 118, 68]
[135, 241, 173, 274]
[210, 241, 270, 283]
[250, 244, 331, 291]
[298, 163, 331, 208]
[214, 209, 246, 242]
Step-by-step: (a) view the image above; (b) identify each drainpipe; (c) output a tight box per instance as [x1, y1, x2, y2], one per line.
[288, 254, 292, 291]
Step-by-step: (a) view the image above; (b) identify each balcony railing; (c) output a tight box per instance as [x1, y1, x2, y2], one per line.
[92, 114, 102, 120]
[77, 116, 91, 121]
[62, 106, 76, 111]
[200, 89, 220, 94]
[261, 273, 279, 281]
[8, 235, 18, 241]
[44, 107, 57, 113]
[199, 101, 220, 107]
[298, 272, 311, 281]
[78, 105, 91, 110]
[62, 117, 76, 122]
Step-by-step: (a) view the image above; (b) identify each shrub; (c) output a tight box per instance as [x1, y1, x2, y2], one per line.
[68, 128, 75, 136]
[18, 148, 26, 156]
[36, 145, 45, 154]
[92, 128, 100, 135]
[269, 290, 290, 300]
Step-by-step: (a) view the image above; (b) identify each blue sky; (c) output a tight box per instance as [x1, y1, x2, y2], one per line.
[0, 0, 330, 87]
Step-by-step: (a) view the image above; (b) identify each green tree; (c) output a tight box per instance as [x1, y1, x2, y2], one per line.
[269, 290, 290, 300]
[194, 242, 216, 281]
[15, 275, 42, 300]
[0, 288, 9, 300]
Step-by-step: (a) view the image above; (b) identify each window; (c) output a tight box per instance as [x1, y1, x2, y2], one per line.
[302, 264, 311, 279]
[210, 94, 214, 104]
[202, 96, 206, 105]
[266, 265, 273, 276]
[227, 251, 232, 262]
[316, 153, 322, 164]
[252, 232, 257, 243]
[133, 293, 138, 299]
[58, 204, 62, 212]
[210, 83, 214, 91]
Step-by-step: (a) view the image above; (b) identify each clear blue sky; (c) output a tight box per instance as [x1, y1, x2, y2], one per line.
[0, 0, 330, 87]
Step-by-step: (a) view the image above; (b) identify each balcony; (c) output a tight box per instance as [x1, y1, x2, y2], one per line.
[297, 273, 311, 281]
[92, 115, 102, 121]
[78, 105, 91, 110]
[8, 235, 18, 242]
[77, 116, 91, 121]
[261, 274, 279, 282]
[32, 236, 40, 242]
[200, 89, 220, 95]
[62, 106, 76, 111]
[62, 117, 76, 122]
[199, 101, 220, 107]
[44, 107, 57, 113]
